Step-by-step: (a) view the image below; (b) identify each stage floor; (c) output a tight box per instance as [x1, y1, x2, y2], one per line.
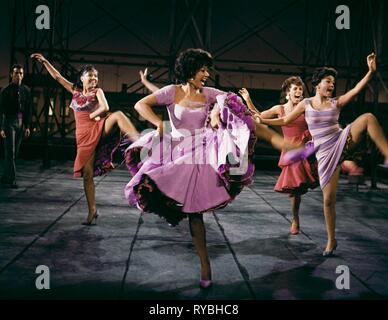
[1, 160, 388, 300]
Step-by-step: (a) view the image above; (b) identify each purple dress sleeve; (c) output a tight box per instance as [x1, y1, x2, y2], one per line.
[203, 87, 226, 105]
[153, 85, 176, 106]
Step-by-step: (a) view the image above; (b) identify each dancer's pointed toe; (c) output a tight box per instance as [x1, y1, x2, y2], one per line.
[82, 210, 99, 226]
[322, 240, 338, 257]
[199, 279, 212, 289]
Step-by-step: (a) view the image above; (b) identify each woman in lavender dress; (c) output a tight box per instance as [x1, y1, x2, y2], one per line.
[259, 53, 388, 256]
[127, 48, 300, 288]
[31, 53, 139, 225]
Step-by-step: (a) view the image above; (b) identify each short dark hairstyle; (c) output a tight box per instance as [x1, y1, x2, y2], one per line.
[73, 64, 98, 90]
[280, 76, 305, 103]
[10, 64, 24, 73]
[174, 48, 213, 84]
[311, 67, 338, 87]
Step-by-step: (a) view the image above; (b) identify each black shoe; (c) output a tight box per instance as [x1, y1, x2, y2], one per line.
[322, 240, 338, 257]
[82, 211, 99, 226]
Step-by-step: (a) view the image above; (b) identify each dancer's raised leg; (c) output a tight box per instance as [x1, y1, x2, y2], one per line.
[350, 113, 388, 160]
[255, 123, 299, 151]
[103, 111, 139, 140]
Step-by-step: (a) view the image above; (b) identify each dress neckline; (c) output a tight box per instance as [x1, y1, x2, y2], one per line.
[174, 103, 206, 111]
[174, 85, 208, 107]
[307, 98, 336, 112]
[78, 88, 97, 97]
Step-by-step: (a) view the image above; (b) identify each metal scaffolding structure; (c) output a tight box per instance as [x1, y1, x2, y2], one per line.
[8, 0, 388, 176]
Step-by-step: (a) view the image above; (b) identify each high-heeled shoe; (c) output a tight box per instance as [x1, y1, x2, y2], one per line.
[283, 140, 316, 164]
[290, 219, 300, 235]
[322, 240, 338, 257]
[378, 160, 388, 169]
[82, 211, 99, 226]
[199, 279, 212, 289]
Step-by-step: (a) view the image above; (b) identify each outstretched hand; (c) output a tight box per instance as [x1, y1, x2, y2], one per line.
[367, 53, 376, 73]
[139, 68, 148, 83]
[30, 53, 47, 64]
[239, 88, 250, 102]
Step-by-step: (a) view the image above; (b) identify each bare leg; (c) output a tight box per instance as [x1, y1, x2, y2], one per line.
[350, 113, 388, 159]
[290, 195, 301, 230]
[103, 111, 139, 140]
[82, 154, 97, 222]
[189, 214, 211, 281]
[255, 123, 299, 151]
[322, 166, 341, 252]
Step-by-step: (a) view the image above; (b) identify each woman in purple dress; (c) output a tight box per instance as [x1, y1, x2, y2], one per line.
[259, 53, 388, 256]
[31, 53, 139, 225]
[127, 48, 300, 288]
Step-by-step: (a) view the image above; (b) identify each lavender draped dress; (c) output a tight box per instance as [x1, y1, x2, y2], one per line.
[124, 85, 256, 225]
[304, 98, 351, 189]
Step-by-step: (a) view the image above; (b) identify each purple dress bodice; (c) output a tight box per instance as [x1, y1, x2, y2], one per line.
[154, 85, 225, 136]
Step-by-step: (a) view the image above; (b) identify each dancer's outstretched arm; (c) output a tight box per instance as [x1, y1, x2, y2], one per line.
[337, 53, 376, 109]
[259, 100, 306, 126]
[239, 88, 281, 119]
[31, 53, 74, 93]
[239, 88, 260, 115]
[139, 68, 159, 93]
[261, 105, 282, 119]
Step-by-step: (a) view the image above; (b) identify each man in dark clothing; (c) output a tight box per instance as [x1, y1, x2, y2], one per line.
[0, 64, 32, 188]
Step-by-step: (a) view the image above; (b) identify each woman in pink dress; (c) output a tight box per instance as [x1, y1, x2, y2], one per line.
[127, 49, 259, 288]
[240, 77, 318, 235]
[259, 53, 388, 256]
[127, 49, 303, 288]
[31, 53, 139, 225]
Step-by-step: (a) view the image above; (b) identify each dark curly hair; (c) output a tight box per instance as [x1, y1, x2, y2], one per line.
[73, 64, 98, 90]
[174, 48, 213, 84]
[311, 67, 338, 87]
[279, 76, 305, 103]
